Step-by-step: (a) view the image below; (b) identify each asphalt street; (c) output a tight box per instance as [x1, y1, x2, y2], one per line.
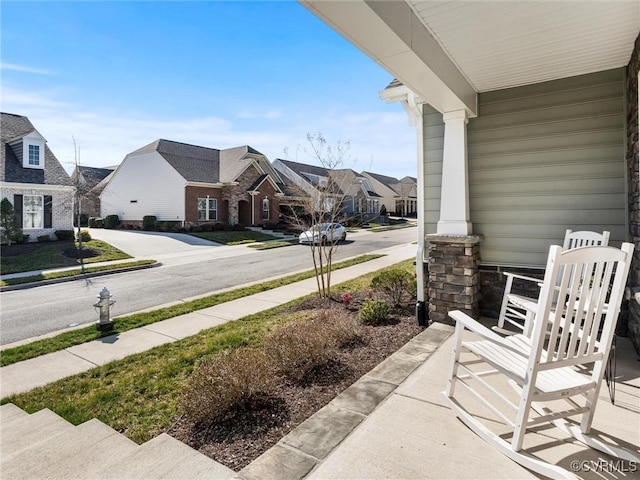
[0, 227, 417, 346]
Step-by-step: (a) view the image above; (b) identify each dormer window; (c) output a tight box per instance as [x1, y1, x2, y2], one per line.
[28, 144, 41, 166]
[19, 130, 46, 170]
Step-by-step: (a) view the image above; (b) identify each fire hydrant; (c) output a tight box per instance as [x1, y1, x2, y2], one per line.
[94, 287, 115, 332]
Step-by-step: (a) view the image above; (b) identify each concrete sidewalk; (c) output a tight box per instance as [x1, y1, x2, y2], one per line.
[0, 243, 418, 398]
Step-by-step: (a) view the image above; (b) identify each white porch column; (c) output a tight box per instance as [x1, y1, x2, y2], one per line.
[437, 110, 472, 235]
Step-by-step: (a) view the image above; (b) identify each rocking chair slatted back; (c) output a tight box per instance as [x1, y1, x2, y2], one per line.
[530, 244, 632, 372]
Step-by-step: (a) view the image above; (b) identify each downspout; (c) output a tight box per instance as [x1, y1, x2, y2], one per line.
[402, 93, 426, 325]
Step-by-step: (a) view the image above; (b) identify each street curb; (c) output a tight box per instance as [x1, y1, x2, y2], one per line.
[0, 262, 162, 292]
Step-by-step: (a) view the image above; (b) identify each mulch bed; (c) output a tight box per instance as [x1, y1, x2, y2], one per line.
[168, 293, 422, 471]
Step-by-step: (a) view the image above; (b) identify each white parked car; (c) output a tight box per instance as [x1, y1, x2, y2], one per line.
[299, 223, 347, 245]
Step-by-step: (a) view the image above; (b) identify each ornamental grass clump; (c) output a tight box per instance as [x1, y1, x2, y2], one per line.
[314, 309, 362, 348]
[358, 298, 390, 325]
[181, 347, 273, 424]
[264, 317, 338, 383]
[370, 268, 416, 305]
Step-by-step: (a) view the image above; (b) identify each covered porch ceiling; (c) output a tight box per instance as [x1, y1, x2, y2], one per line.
[301, 0, 639, 117]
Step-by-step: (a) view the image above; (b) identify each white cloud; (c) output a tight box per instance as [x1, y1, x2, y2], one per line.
[236, 109, 283, 120]
[1, 63, 55, 75]
[2, 83, 417, 179]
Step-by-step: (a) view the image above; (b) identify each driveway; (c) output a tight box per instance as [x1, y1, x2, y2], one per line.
[87, 228, 221, 257]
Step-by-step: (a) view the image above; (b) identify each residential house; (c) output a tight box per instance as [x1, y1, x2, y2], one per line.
[71, 165, 115, 219]
[361, 171, 417, 216]
[0, 112, 74, 240]
[302, 1, 640, 350]
[273, 158, 381, 220]
[100, 139, 291, 227]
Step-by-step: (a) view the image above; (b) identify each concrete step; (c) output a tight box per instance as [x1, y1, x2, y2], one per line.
[94, 432, 234, 479]
[0, 403, 29, 428]
[1, 408, 74, 460]
[2, 418, 138, 480]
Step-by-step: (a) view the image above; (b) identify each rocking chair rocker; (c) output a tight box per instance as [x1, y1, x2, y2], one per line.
[442, 243, 637, 479]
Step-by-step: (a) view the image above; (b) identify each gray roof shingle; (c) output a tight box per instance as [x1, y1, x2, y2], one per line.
[1, 112, 73, 186]
[133, 139, 221, 183]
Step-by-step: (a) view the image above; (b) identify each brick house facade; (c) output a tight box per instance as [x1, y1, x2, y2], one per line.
[101, 140, 291, 228]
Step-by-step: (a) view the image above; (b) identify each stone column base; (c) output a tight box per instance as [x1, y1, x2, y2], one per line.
[427, 234, 483, 325]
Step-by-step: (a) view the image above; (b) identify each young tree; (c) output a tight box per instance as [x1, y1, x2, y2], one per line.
[71, 137, 86, 274]
[285, 134, 355, 298]
[0, 198, 22, 246]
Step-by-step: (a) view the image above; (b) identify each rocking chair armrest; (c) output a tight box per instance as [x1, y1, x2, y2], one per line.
[449, 310, 511, 344]
[449, 310, 531, 357]
[502, 271, 542, 285]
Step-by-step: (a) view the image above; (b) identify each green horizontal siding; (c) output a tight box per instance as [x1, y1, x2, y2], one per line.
[423, 105, 444, 234]
[468, 68, 626, 266]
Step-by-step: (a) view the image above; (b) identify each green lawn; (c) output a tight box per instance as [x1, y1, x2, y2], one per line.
[0, 260, 157, 287]
[0, 254, 384, 367]
[0, 240, 132, 275]
[0, 259, 413, 445]
[190, 231, 277, 245]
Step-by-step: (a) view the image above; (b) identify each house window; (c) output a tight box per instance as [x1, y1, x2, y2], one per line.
[24, 195, 43, 229]
[28, 145, 40, 166]
[262, 198, 270, 220]
[197, 198, 217, 221]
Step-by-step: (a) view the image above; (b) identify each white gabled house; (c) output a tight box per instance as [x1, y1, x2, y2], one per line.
[100, 140, 290, 227]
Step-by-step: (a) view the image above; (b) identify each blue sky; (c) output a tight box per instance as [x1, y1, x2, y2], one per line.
[1, 1, 416, 178]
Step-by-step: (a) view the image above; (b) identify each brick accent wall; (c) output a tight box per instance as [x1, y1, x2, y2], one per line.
[184, 186, 223, 224]
[222, 165, 281, 226]
[427, 234, 482, 324]
[3, 186, 74, 240]
[626, 33, 640, 353]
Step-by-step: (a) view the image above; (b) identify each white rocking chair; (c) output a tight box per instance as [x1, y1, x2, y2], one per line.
[442, 243, 636, 479]
[496, 229, 610, 336]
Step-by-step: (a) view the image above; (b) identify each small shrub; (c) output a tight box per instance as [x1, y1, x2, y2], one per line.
[54, 230, 74, 241]
[340, 292, 352, 308]
[88, 217, 104, 228]
[371, 269, 416, 305]
[190, 225, 203, 233]
[213, 222, 224, 231]
[314, 310, 361, 348]
[76, 229, 92, 243]
[104, 214, 120, 229]
[1, 198, 23, 245]
[201, 223, 213, 232]
[37, 234, 52, 242]
[265, 319, 338, 382]
[142, 215, 157, 231]
[233, 223, 245, 231]
[79, 214, 89, 227]
[181, 348, 273, 424]
[15, 233, 30, 244]
[222, 223, 233, 231]
[359, 298, 390, 325]
[155, 221, 167, 232]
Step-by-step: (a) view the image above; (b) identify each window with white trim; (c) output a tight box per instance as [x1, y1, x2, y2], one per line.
[24, 195, 43, 229]
[262, 198, 270, 220]
[197, 198, 217, 221]
[28, 144, 41, 166]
